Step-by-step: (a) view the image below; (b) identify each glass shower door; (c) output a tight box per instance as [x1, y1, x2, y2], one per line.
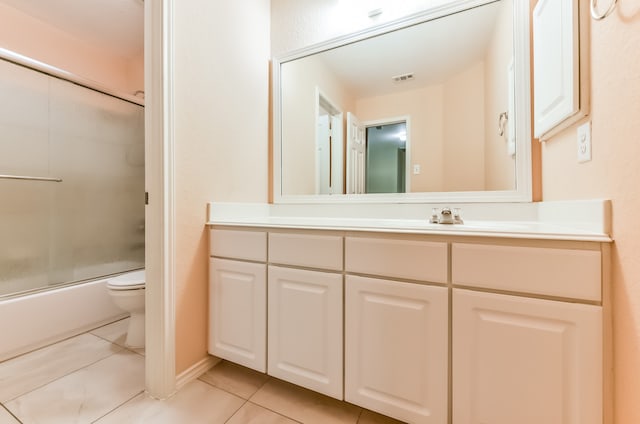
[0, 59, 55, 295]
[0, 58, 144, 298]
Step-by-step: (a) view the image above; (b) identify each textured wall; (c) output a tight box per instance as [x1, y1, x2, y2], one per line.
[442, 62, 486, 191]
[539, 5, 640, 423]
[173, 0, 270, 374]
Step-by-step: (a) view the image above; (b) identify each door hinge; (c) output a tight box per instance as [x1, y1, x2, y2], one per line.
[145, 192, 149, 205]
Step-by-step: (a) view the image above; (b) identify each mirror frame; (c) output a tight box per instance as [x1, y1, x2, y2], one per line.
[272, 0, 531, 204]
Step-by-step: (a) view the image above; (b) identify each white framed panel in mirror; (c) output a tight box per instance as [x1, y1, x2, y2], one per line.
[273, 0, 532, 204]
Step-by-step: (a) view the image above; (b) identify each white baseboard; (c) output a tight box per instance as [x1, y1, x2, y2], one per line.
[175, 355, 221, 390]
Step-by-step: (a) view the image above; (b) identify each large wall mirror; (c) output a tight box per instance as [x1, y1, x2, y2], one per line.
[273, 0, 531, 203]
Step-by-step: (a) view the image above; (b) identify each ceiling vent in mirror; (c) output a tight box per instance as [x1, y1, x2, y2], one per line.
[392, 73, 414, 83]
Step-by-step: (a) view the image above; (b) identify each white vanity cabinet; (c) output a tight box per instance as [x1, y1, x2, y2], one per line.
[344, 236, 449, 423]
[451, 242, 605, 424]
[267, 231, 344, 399]
[208, 225, 609, 424]
[208, 229, 267, 372]
[345, 275, 448, 424]
[268, 266, 343, 398]
[452, 289, 602, 424]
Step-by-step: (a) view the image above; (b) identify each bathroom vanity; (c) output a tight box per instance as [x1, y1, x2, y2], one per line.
[205, 0, 606, 421]
[206, 201, 611, 424]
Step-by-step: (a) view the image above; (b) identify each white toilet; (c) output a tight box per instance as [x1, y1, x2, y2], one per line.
[107, 269, 145, 348]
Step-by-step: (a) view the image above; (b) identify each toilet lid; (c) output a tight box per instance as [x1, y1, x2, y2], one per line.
[107, 270, 145, 291]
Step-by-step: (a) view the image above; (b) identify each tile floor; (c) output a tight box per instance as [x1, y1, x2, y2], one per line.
[0, 318, 404, 424]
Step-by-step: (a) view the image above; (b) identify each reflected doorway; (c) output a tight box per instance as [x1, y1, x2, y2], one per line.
[315, 90, 343, 195]
[365, 121, 408, 193]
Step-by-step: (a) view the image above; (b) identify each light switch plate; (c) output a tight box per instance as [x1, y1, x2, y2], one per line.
[413, 164, 421, 175]
[577, 121, 591, 163]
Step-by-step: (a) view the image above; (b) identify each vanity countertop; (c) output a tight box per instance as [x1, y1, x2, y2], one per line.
[206, 200, 612, 242]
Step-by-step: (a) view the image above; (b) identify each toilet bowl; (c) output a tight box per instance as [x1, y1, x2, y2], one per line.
[107, 269, 145, 348]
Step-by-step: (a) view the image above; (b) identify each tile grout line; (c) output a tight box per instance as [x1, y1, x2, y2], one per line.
[0, 317, 127, 366]
[89, 317, 129, 332]
[223, 399, 250, 424]
[1, 344, 127, 404]
[1, 321, 138, 424]
[248, 374, 272, 400]
[88, 320, 144, 354]
[198, 367, 304, 424]
[1, 403, 23, 424]
[0, 329, 113, 366]
[89, 389, 145, 424]
[196, 363, 373, 424]
[244, 400, 304, 424]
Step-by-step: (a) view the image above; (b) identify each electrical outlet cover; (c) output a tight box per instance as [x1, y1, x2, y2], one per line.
[577, 121, 592, 163]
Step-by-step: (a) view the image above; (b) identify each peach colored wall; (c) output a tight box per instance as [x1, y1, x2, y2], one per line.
[280, 54, 355, 195]
[355, 85, 445, 192]
[0, 3, 142, 94]
[356, 63, 487, 193]
[484, 0, 516, 191]
[539, 8, 640, 424]
[173, 0, 270, 374]
[443, 62, 486, 191]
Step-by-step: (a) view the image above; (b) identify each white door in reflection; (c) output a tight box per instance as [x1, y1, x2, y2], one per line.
[316, 93, 343, 195]
[346, 112, 366, 194]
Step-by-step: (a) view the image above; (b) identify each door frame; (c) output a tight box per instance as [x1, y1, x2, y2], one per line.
[144, 0, 177, 399]
[362, 116, 411, 193]
[315, 87, 344, 195]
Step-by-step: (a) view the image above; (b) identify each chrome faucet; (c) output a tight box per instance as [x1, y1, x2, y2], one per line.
[429, 207, 464, 224]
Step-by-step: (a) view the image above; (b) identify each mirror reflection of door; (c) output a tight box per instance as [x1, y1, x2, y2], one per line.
[346, 112, 365, 194]
[316, 90, 343, 194]
[365, 121, 408, 194]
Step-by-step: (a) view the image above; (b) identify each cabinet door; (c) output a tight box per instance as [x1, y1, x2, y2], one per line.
[345, 275, 448, 424]
[268, 266, 343, 399]
[533, 0, 588, 139]
[453, 289, 602, 424]
[209, 258, 266, 372]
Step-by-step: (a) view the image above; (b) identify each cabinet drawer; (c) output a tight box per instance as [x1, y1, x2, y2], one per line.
[269, 232, 343, 270]
[345, 237, 448, 283]
[210, 229, 266, 262]
[452, 243, 601, 301]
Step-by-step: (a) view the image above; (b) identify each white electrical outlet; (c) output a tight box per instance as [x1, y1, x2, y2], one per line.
[577, 121, 592, 163]
[413, 164, 421, 175]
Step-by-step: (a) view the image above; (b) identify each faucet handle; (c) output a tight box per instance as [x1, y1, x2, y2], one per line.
[429, 207, 464, 224]
[429, 208, 439, 224]
[453, 208, 464, 224]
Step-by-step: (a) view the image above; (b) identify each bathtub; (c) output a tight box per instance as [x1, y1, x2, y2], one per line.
[0, 270, 141, 362]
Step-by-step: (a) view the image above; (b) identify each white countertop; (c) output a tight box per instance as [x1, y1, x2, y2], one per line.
[206, 200, 612, 242]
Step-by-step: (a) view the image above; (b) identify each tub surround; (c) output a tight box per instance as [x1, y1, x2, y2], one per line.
[206, 199, 611, 241]
[207, 199, 611, 423]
